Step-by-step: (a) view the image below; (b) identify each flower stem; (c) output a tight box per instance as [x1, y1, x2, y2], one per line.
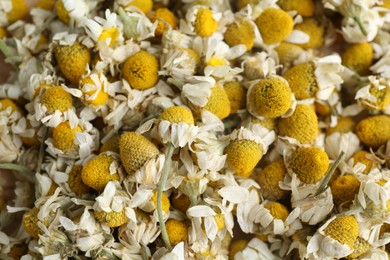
[353, 17, 368, 36]
[157, 143, 174, 251]
[315, 151, 345, 196]
[0, 40, 13, 59]
[37, 126, 48, 174]
[0, 163, 35, 183]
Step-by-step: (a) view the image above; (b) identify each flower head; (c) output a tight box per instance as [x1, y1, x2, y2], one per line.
[52, 121, 82, 152]
[170, 192, 190, 213]
[342, 42, 373, 75]
[122, 50, 159, 90]
[223, 81, 246, 114]
[283, 62, 317, 100]
[331, 175, 360, 206]
[94, 210, 129, 227]
[0, 98, 24, 115]
[194, 8, 218, 37]
[257, 161, 290, 201]
[80, 73, 109, 106]
[255, 8, 294, 45]
[165, 219, 188, 245]
[229, 239, 248, 259]
[159, 106, 194, 125]
[40, 86, 73, 113]
[81, 154, 120, 191]
[7, 0, 28, 24]
[351, 150, 378, 174]
[278, 0, 315, 17]
[125, 0, 153, 14]
[264, 201, 289, 221]
[274, 42, 303, 68]
[356, 115, 390, 148]
[295, 18, 324, 49]
[100, 135, 120, 154]
[150, 8, 177, 37]
[23, 207, 42, 239]
[150, 190, 170, 213]
[346, 237, 371, 259]
[326, 117, 355, 136]
[323, 215, 359, 249]
[67, 165, 90, 195]
[224, 19, 255, 51]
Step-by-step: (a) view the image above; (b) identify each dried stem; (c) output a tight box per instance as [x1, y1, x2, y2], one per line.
[0, 163, 35, 183]
[315, 151, 345, 196]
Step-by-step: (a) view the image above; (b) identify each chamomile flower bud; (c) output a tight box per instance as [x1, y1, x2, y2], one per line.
[40, 86, 73, 113]
[52, 121, 82, 152]
[257, 161, 290, 201]
[150, 8, 177, 37]
[264, 201, 289, 221]
[54, 42, 91, 85]
[342, 42, 373, 75]
[247, 77, 293, 119]
[351, 151, 378, 174]
[224, 19, 255, 51]
[229, 239, 248, 260]
[278, 104, 319, 144]
[7, 0, 28, 24]
[323, 215, 359, 249]
[122, 51, 159, 90]
[67, 165, 90, 195]
[356, 115, 390, 148]
[346, 237, 371, 259]
[255, 8, 294, 45]
[80, 74, 109, 106]
[125, 0, 153, 14]
[274, 42, 303, 68]
[94, 209, 129, 227]
[23, 207, 42, 239]
[150, 190, 170, 213]
[81, 154, 120, 191]
[277, 0, 315, 17]
[295, 18, 324, 49]
[159, 106, 194, 125]
[223, 81, 246, 114]
[283, 62, 317, 100]
[100, 135, 120, 154]
[331, 175, 360, 206]
[194, 8, 218, 37]
[171, 192, 190, 213]
[326, 117, 355, 136]
[119, 132, 160, 174]
[225, 139, 263, 178]
[165, 219, 188, 245]
[290, 147, 329, 184]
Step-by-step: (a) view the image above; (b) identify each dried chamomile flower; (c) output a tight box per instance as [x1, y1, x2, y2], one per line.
[193, 7, 218, 37]
[229, 239, 248, 259]
[35, 0, 56, 10]
[247, 76, 293, 119]
[277, 0, 315, 17]
[289, 147, 329, 184]
[0, 98, 24, 115]
[257, 161, 290, 201]
[283, 62, 317, 100]
[79, 73, 109, 107]
[81, 154, 120, 191]
[160, 105, 194, 125]
[4, 0, 29, 25]
[294, 18, 324, 49]
[307, 215, 359, 258]
[224, 19, 255, 51]
[149, 190, 170, 213]
[223, 81, 246, 114]
[94, 209, 129, 227]
[241, 52, 279, 80]
[356, 115, 390, 148]
[54, 42, 91, 85]
[331, 175, 360, 207]
[165, 219, 188, 246]
[39, 86, 73, 114]
[342, 42, 373, 75]
[356, 76, 390, 111]
[326, 116, 355, 136]
[122, 50, 159, 90]
[274, 42, 303, 68]
[100, 135, 120, 154]
[52, 121, 82, 152]
[351, 150, 379, 174]
[123, 0, 153, 14]
[264, 201, 289, 221]
[150, 8, 177, 37]
[119, 132, 160, 174]
[277, 104, 319, 144]
[23, 207, 43, 239]
[255, 8, 294, 45]
[67, 165, 90, 195]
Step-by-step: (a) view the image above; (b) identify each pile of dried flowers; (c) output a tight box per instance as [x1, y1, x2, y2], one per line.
[0, 0, 390, 259]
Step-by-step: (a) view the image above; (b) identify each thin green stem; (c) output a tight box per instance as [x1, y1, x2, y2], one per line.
[353, 17, 368, 36]
[157, 144, 174, 251]
[0, 40, 13, 59]
[315, 151, 345, 196]
[37, 126, 48, 174]
[0, 163, 35, 183]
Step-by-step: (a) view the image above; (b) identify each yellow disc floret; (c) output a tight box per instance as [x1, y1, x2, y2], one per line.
[225, 139, 263, 178]
[251, 117, 276, 130]
[356, 115, 390, 148]
[346, 237, 371, 260]
[224, 19, 255, 51]
[194, 8, 218, 37]
[0, 98, 23, 114]
[278, 104, 319, 144]
[165, 219, 188, 245]
[122, 51, 159, 90]
[7, 0, 29, 24]
[255, 8, 294, 45]
[275, 42, 303, 68]
[264, 201, 289, 221]
[100, 135, 120, 154]
[126, 0, 153, 14]
[248, 77, 292, 118]
[80, 76, 109, 106]
[277, 0, 315, 17]
[361, 83, 390, 111]
[283, 62, 317, 100]
[150, 191, 170, 213]
[150, 8, 177, 37]
[56, 0, 69, 24]
[0, 27, 7, 39]
[202, 85, 231, 119]
[352, 151, 378, 174]
[23, 207, 42, 239]
[159, 106, 194, 125]
[119, 132, 160, 174]
[342, 42, 373, 75]
[331, 175, 360, 206]
[214, 213, 225, 231]
[53, 122, 82, 152]
[40, 86, 73, 113]
[229, 239, 248, 260]
[98, 27, 120, 47]
[54, 42, 91, 84]
[68, 165, 90, 195]
[223, 81, 246, 114]
[290, 147, 329, 184]
[295, 18, 324, 49]
[257, 161, 290, 201]
[326, 117, 355, 136]
[323, 215, 359, 248]
[94, 210, 129, 227]
[81, 154, 120, 191]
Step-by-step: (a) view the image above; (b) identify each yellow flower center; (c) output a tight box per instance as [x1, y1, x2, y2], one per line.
[194, 8, 218, 37]
[23, 207, 42, 239]
[68, 165, 90, 195]
[35, 0, 56, 10]
[165, 219, 188, 245]
[98, 27, 120, 47]
[283, 61, 317, 100]
[342, 42, 373, 75]
[330, 175, 360, 206]
[346, 237, 371, 260]
[229, 240, 248, 259]
[150, 8, 177, 37]
[7, 0, 29, 23]
[0, 98, 23, 114]
[274, 42, 303, 67]
[356, 115, 390, 148]
[224, 19, 255, 51]
[125, 0, 153, 14]
[326, 117, 355, 136]
[53, 121, 82, 152]
[99, 135, 120, 154]
[199, 85, 231, 120]
[207, 56, 228, 67]
[0, 27, 7, 39]
[295, 18, 324, 49]
[55, 0, 70, 24]
[257, 161, 290, 201]
[324, 215, 359, 248]
[80, 76, 109, 106]
[278, 0, 315, 17]
[223, 81, 247, 114]
[150, 191, 170, 213]
[264, 201, 289, 221]
[40, 86, 73, 113]
[352, 151, 378, 174]
[159, 106, 195, 125]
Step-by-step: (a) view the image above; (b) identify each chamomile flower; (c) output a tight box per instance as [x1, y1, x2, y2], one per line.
[165, 219, 189, 246]
[118, 0, 153, 14]
[257, 161, 290, 201]
[331, 174, 360, 207]
[150, 8, 177, 37]
[0, 0, 28, 26]
[278, 0, 315, 17]
[351, 150, 380, 174]
[79, 72, 109, 107]
[224, 18, 256, 51]
[356, 115, 390, 148]
[342, 42, 374, 75]
[180, 5, 221, 37]
[55, 0, 89, 25]
[355, 76, 390, 112]
[294, 18, 325, 49]
[274, 42, 303, 69]
[241, 51, 280, 80]
[223, 80, 247, 114]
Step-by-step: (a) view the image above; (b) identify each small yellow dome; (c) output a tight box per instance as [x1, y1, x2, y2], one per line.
[94, 210, 129, 227]
[165, 219, 188, 245]
[159, 106, 195, 125]
[331, 175, 360, 206]
[356, 115, 390, 148]
[324, 215, 359, 248]
[40, 86, 73, 113]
